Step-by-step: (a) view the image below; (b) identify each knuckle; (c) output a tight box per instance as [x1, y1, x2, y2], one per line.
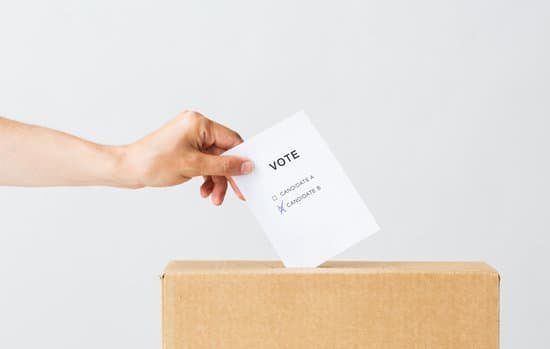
[198, 118, 213, 148]
[222, 158, 231, 174]
[178, 111, 212, 148]
[224, 157, 240, 174]
[179, 110, 203, 124]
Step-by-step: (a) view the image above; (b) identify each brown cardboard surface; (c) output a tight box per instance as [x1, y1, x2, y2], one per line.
[162, 261, 499, 349]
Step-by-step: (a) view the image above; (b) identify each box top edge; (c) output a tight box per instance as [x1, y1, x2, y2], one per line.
[162, 260, 499, 276]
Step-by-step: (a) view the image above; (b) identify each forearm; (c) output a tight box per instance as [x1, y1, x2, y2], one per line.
[0, 117, 135, 187]
[0, 112, 251, 203]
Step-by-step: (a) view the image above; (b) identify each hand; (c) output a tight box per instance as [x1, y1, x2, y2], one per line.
[122, 111, 253, 205]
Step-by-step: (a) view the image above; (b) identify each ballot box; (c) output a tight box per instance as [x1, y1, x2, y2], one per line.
[161, 261, 499, 349]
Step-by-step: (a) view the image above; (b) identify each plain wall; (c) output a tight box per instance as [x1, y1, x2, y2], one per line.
[0, 0, 548, 347]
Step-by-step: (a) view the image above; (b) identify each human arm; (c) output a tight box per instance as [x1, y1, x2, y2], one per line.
[0, 111, 252, 204]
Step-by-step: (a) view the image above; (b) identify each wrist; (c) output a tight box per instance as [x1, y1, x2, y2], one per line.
[104, 144, 145, 189]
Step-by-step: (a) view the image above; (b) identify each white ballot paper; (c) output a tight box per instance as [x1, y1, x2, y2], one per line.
[225, 111, 379, 267]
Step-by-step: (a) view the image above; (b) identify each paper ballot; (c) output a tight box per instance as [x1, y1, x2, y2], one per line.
[225, 111, 379, 267]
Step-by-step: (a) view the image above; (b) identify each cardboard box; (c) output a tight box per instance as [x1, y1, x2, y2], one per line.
[162, 261, 499, 348]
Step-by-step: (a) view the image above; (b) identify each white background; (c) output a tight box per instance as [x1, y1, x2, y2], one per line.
[0, 1, 548, 347]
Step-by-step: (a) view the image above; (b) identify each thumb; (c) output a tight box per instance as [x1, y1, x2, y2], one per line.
[197, 154, 254, 177]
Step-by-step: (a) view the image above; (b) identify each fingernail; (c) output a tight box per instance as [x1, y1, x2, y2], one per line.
[241, 160, 254, 175]
[212, 196, 221, 205]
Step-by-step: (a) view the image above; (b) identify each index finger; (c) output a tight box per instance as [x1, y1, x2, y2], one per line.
[209, 120, 243, 150]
